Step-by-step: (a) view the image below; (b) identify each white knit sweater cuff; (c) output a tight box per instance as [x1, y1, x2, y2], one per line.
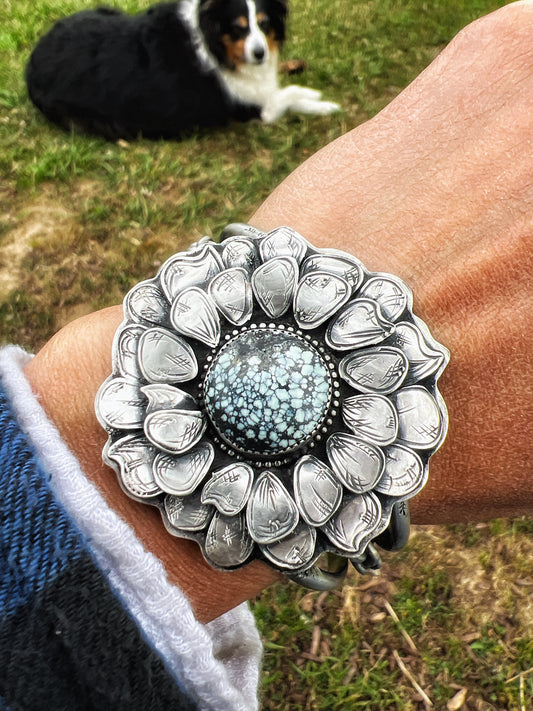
[0, 345, 262, 711]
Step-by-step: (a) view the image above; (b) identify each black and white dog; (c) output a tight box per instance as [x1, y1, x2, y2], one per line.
[25, 0, 339, 140]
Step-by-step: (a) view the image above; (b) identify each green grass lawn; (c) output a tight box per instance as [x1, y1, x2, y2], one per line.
[1, 0, 532, 708]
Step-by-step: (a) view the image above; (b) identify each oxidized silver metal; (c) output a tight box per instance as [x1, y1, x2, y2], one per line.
[96, 224, 449, 589]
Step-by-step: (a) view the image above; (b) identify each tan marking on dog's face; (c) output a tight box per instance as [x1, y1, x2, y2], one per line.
[256, 13, 278, 53]
[222, 35, 246, 67]
[257, 12, 278, 52]
[222, 15, 249, 68]
[265, 28, 278, 53]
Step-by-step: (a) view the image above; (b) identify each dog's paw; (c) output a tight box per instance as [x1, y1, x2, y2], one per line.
[288, 98, 341, 116]
[287, 86, 323, 101]
[310, 100, 341, 115]
[261, 87, 340, 123]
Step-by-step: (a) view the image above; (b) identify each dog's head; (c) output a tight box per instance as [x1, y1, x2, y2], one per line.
[199, 0, 287, 70]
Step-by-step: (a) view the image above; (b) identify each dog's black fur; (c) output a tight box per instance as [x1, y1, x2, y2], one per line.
[25, 0, 287, 140]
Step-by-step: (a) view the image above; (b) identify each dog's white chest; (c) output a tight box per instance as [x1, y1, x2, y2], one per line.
[220, 53, 279, 110]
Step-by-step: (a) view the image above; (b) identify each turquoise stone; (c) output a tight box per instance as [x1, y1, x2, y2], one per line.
[203, 329, 331, 456]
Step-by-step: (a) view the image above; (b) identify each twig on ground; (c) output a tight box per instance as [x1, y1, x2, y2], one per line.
[383, 599, 418, 654]
[392, 650, 433, 709]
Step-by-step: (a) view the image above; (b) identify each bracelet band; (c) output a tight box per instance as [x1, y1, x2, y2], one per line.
[95, 224, 449, 590]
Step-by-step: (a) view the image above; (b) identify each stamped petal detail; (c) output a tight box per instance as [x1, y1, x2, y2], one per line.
[360, 275, 412, 322]
[390, 321, 448, 383]
[251, 256, 298, 318]
[392, 386, 446, 450]
[327, 433, 385, 494]
[153, 442, 214, 495]
[204, 511, 254, 569]
[260, 226, 309, 263]
[374, 444, 426, 498]
[262, 522, 316, 570]
[201, 463, 254, 515]
[164, 490, 213, 531]
[293, 272, 351, 329]
[124, 279, 169, 325]
[208, 268, 253, 326]
[96, 377, 146, 430]
[159, 243, 223, 301]
[138, 327, 198, 383]
[141, 383, 198, 414]
[115, 324, 145, 380]
[221, 236, 259, 275]
[339, 346, 409, 395]
[104, 434, 160, 499]
[144, 409, 205, 453]
[246, 471, 299, 544]
[342, 394, 399, 446]
[170, 286, 220, 348]
[323, 492, 382, 554]
[219, 222, 265, 242]
[301, 252, 364, 291]
[293, 455, 342, 526]
[326, 298, 395, 350]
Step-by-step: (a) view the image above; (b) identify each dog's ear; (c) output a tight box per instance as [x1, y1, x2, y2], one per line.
[267, 0, 288, 45]
[198, 0, 224, 13]
[198, 0, 231, 68]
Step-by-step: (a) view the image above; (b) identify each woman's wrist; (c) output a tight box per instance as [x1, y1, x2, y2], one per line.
[24, 308, 280, 623]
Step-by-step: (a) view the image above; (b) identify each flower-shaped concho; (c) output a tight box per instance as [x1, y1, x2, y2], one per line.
[96, 224, 449, 587]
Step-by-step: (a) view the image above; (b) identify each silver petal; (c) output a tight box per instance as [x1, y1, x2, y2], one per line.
[164, 490, 213, 531]
[159, 244, 223, 301]
[246, 471, 299, 544]
[327, 432, 385, 494]
[144, 409, 205, 453]
[342, 394, 399, 446]
[141, 383, 198, 414]
[323, 492, 382, 554]
[259, 226, 309, 263]
[293, 272, 351, 329]
[375, 444, 426, 498]
[170, 286, 220, 348]
[204, 511, 254, 568]
[201, 463, 254, 515]
[251, 256, 298, 318]
[301, 252, 364, 291]
[391, 321, 447, 382]
[208, 268, 253, 326]
[392, 386, 446, 450]
[293, 455, 342, 526]
[370, 497, 397, 541]
[221, 237, 259, 275]
[326, 298, 395, 350]
[153, 442, 214, 495]
[96, 377, 145, 430]
[261, 522, 317, 570]
[105, 434, 160, 499]
[360, 275, 412, 322]
[115, 324, 145, 380]
[124, 280, 169, 325]
[138, 327, 198, 383]
[338, 346, 409, 395]
[219, 223, 265, 242]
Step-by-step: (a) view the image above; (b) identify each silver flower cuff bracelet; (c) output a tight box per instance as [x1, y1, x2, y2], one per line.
[95, 224, 449, 590]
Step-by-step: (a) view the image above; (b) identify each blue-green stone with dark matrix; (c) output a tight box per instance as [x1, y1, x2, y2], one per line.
[203, 329, 331, 456]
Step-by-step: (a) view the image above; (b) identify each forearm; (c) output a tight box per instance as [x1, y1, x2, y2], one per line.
[24, 308, 280, 624]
